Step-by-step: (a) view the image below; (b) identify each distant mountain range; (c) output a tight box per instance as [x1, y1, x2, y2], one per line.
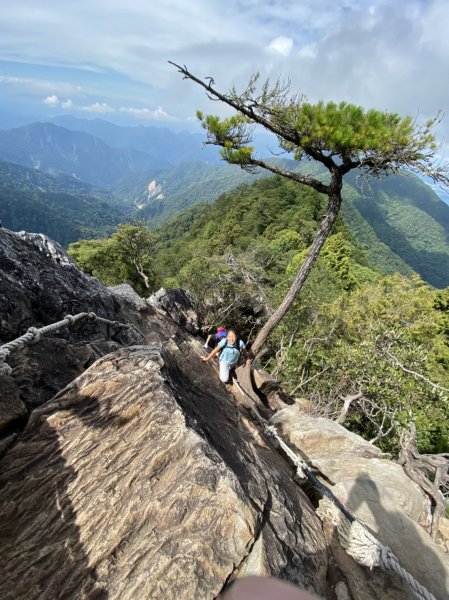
[51, 116, 222, 165]
[0, 122, 172, 186]
[1, 115, 449, 287]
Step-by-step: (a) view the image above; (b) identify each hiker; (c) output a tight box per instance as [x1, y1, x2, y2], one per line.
[201, 329, 249, 383]
[204, 326, 227, 349]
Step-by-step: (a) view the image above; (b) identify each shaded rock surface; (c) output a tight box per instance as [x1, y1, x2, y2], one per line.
[272, 407, 449, 600]
[0, 227, 160, 428]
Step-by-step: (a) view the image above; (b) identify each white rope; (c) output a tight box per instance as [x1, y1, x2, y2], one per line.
[317, 499, 437, 600]
[234, 381, 438, 600]
[0, 312, 143, 377]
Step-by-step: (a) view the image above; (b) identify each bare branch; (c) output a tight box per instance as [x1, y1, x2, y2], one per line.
[336, 392, 364, 424]
[385, 349, 449, 392]
[169, 61, 337, 174]
[247, 158, 329, 194]
[399, 423, 448, 537]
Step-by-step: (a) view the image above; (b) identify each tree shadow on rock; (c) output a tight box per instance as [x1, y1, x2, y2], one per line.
[342, 474, 449, 600]
[0, 388, 118, 600]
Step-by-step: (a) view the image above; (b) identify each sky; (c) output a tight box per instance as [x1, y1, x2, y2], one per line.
[0, 0, 448, 143]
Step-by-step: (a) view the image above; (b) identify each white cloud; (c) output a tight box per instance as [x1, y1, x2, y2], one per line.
[267, 36, 293, 56]
[80, 102, 114, 113]
[0, 75, 82, 97]
[0, 0, 448, 140]
[59, 99, 113, 112]
[42, 94, 59, 107]
[56, 99, 172, 120]
[119, 105, 173, 120]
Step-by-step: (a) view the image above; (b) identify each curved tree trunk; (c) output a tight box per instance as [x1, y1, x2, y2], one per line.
[134, 259, 151, 289]
[251, 184, 342, 357]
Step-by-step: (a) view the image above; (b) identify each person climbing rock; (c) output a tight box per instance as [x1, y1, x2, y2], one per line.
[201, 329, 249, 383]
[204, 326, 227, 349]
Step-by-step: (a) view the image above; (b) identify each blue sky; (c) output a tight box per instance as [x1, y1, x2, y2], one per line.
[0, 0, 448, 141]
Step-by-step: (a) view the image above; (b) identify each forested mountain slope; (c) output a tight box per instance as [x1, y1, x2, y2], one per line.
[119, 161, 449, 288]
[0, 160, 126, 244]
[113, 160, 277, 217]
[69, 175, 449, 456]
[343, 173, 449, 287]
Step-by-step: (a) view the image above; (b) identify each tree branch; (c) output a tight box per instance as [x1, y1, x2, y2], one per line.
[169, 62, 338, 173]
[399, 423, 448, 538]
[385, 350, 449, 392]
[247, 158, 329, 194]
[336, 392, 364, 424]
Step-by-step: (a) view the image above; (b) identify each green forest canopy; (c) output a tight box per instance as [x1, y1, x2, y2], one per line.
[69, 175, 449, 454]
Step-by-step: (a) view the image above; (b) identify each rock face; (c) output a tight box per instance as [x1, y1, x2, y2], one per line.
[1, 227, 448, 600]
[272, 407, 449, 600]
[0, 227, 154, 428]
[0, 347, 327, 599]
[148, 287, 200, 333]
[15, 230, 74, 265]
[0, 229, 327, 599]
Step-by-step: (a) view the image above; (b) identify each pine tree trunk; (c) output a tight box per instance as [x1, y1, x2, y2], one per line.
[251, 186, 342, 357]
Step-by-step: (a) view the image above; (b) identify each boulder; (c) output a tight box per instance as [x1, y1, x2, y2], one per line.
[109, 283, 148, 311]
[0, 228, 171, 421]
[148, 287, 200, 333]
[272, 406, 449, 599]
[0, 345, 328, 600]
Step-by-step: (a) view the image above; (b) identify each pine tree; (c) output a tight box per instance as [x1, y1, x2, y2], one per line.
[171, 62, 449, 355]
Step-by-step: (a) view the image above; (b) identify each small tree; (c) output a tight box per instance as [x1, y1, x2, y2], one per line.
[171, 62, 449, 356]
[69, 223, 156, 296]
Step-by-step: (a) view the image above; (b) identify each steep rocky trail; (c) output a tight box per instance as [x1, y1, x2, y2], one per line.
[0, 227, 327, 599]
[1, 226, 448, 600]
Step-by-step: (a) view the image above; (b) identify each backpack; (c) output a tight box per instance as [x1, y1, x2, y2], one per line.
[221, 337, 243, 367]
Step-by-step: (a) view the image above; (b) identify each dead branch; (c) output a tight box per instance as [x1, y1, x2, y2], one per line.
[398, 423, 449, 539]
[386, 350, 449, 393]
[336, 392, 364, 424]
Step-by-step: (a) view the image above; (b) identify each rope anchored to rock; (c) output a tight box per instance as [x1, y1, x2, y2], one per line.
[317, 499, 437, 600]
[234, 380, 437, 600]
[0, 312, 144, 377]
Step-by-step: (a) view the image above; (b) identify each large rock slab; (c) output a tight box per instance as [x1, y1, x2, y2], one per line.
[272, 406, 449, 599]
[0, 228, 181, 424]
[271, 408, 426, 521]
[0, 346, 328, 600]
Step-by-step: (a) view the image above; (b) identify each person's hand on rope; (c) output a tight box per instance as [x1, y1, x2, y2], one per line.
[223, 576, 321, 600]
